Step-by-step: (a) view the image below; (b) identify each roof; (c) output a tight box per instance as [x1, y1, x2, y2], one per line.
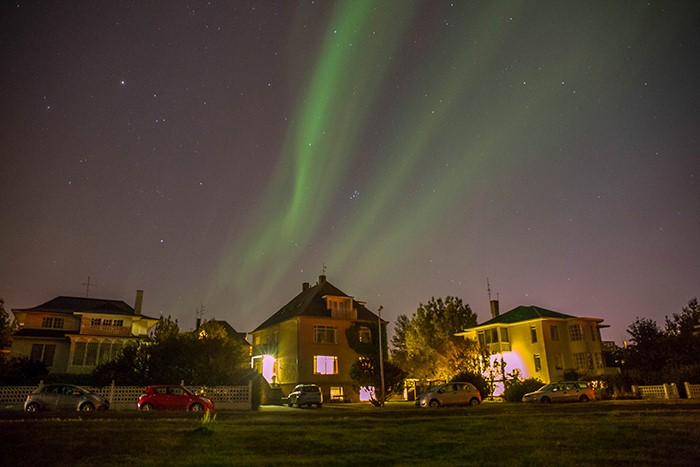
[13, 296, 154, 318]
[476, 305, 576, 327]
[252, 277, 381, 332]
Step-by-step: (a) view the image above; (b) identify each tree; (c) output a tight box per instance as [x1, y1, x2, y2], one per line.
[622, 298, 700, 386]
[349, 356, 407, 406]
[391, 296, 478, 381]
[0, 298, 14, 353]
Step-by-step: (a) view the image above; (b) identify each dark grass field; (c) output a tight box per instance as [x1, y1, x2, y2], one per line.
[1, 400, 699, 466]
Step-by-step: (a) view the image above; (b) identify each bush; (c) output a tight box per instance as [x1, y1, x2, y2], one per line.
[502, 378, 544, 402]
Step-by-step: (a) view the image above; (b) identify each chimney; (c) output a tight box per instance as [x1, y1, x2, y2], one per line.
[196, 317, 201, 329]
[490, 299, 499, 319]
[319, 275, 326, 284]
[302, 282, 310, 291]
[134, 290, 143, 315]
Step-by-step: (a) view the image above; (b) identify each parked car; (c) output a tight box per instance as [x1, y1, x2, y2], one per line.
[24, 384, 109, 412]
[137, 385, 215, 412]
[416, 382, 482, 408]
[287, 384, 323, 408]
[522, 381, 595, 403]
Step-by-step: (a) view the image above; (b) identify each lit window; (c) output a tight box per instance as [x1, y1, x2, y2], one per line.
[534, 354, 541, 372]
[314, 325, 337, 344]
[314, 355, 338, 375]
[330, 386, 344, 402]
[358, 326, 371, 344]
[550, 325, 559, 341]
[530, 326, 538, 343]
[569, 324, 583, 341]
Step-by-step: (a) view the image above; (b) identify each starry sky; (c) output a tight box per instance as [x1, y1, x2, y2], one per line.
[1, 1, 699, 344]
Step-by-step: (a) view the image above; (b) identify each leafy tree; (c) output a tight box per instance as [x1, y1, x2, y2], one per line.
[0, 298, 15, 353]
[391, 296, 478, 381]
[349, 356, 407, 406]
[623, 297, 700, 386]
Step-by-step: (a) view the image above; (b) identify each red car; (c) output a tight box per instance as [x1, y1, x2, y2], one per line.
[137, 385, 214, 412]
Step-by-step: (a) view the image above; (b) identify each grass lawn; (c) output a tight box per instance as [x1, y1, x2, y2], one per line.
[1, 400, 699, 466]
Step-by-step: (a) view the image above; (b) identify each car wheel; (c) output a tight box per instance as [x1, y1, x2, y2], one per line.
[189, 403, 204, 412]
[25, 402, 40, 412]
[287, 401, 293, 407]
[579, 395, 589, 402]
[79, 402, 95, 412]
[140, 403, 153, 411]
[540, 396, 551, 404]
[469, 398, 480, 406]
[429, 399, 440, 408]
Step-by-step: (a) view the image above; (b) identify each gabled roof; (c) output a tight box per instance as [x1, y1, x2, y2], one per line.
[476, 305, 575, 327]
[13, 296, 145, 317]
[252, 278, 381, 332]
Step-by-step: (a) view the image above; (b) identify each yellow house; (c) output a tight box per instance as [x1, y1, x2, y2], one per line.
[456, 302, 617, 386]
[10, 291, 158, 374]
[250, 275, 384, 402]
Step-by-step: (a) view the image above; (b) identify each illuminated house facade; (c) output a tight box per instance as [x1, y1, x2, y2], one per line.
[10, 291, 158, 374]
[250, 275, 384, 402]
[456, 303, 617, 386]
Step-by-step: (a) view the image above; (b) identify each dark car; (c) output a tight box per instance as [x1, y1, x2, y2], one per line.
[24, 384, 109, 412]
[522, 381, 595, 403]
[137, 385, 215, 412]
[287, 384, 323, 408]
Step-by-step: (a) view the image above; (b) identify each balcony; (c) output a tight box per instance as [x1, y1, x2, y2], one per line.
[79, 323, 132, 337]
[487, 342, 512, 353]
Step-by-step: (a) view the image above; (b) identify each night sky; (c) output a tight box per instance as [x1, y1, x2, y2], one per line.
[2, 1, 699, 344]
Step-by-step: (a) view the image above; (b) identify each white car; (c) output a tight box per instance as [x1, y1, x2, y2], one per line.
[287, 384, 323, 408]
[416, 382, 482, 408]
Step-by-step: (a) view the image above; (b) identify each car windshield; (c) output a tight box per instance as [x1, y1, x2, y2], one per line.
[538, 384, 554, 392]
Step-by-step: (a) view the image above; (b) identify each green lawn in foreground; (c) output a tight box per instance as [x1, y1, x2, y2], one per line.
[1, 400, 699, 466]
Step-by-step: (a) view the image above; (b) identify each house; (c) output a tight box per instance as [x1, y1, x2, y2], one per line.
[10, 290, 158, 374]
[250, 275, 384, 402]
[456, 301, 618, 388]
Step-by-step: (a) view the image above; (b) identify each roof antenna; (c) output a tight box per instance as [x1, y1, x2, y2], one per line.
[321, 262, 327, 275]
[82, 275, 96, 298]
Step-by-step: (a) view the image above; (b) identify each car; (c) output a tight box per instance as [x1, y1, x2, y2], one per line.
[416, 382, 482, 408]
[137, 385, 215, 412]
[287, 384, 323, 408]
[521, 381, 595, 403]
[24, 384, 109, 412]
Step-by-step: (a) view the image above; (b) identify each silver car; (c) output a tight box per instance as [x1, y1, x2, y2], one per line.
[522, 381, 595, 403]
[417, 382, 482, 408]
[24, 384, 109, 412]
[287, 384, 323, 408]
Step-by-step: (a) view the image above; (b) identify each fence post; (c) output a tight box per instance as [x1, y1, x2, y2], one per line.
[685, 382, 693, 399]
[248, 380, 253, 410]
[631, 385, 639, 398]
[109, 380, 116, 405]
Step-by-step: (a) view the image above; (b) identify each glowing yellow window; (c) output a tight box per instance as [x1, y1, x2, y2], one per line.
[314, 355, 338, 375]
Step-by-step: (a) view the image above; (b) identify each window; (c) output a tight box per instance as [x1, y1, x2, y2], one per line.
[85, 342, 99, 366]
[488, 328, 499, 343]
[573, 352, 593, 371]
[41, 317, 64, 329]
[72, 342, 86, 365]
[98, 342, 111, 364]
[314, 355, 338, 375]
[500, 328, 509, 342]
[328, 298, 354, 319]
[314, 325, 337, 344]
[530, 326, 537, 343]
[554, 353, 564, 370]
[30, 344, 55, 366]
[569, 324, 583, 341]
[358, 326, 371, 344]
[91, 318, 102, 326]
[330, 387, 344, 402]
[587, 324, 598, 341]
[103, 319, 112, 326]
[550, 325, 560, 341]
[595, 353, 604, 369]
[477, 331, 485, 345]
[113, 319, 124, 327]
[533, 354, 542, 372]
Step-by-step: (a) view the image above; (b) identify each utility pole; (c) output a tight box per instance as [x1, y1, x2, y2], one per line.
[82, 276, 96, 298]
[378, 306, 385, 407]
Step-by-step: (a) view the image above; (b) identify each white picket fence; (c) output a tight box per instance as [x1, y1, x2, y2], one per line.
[0, 381, 252, 410]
